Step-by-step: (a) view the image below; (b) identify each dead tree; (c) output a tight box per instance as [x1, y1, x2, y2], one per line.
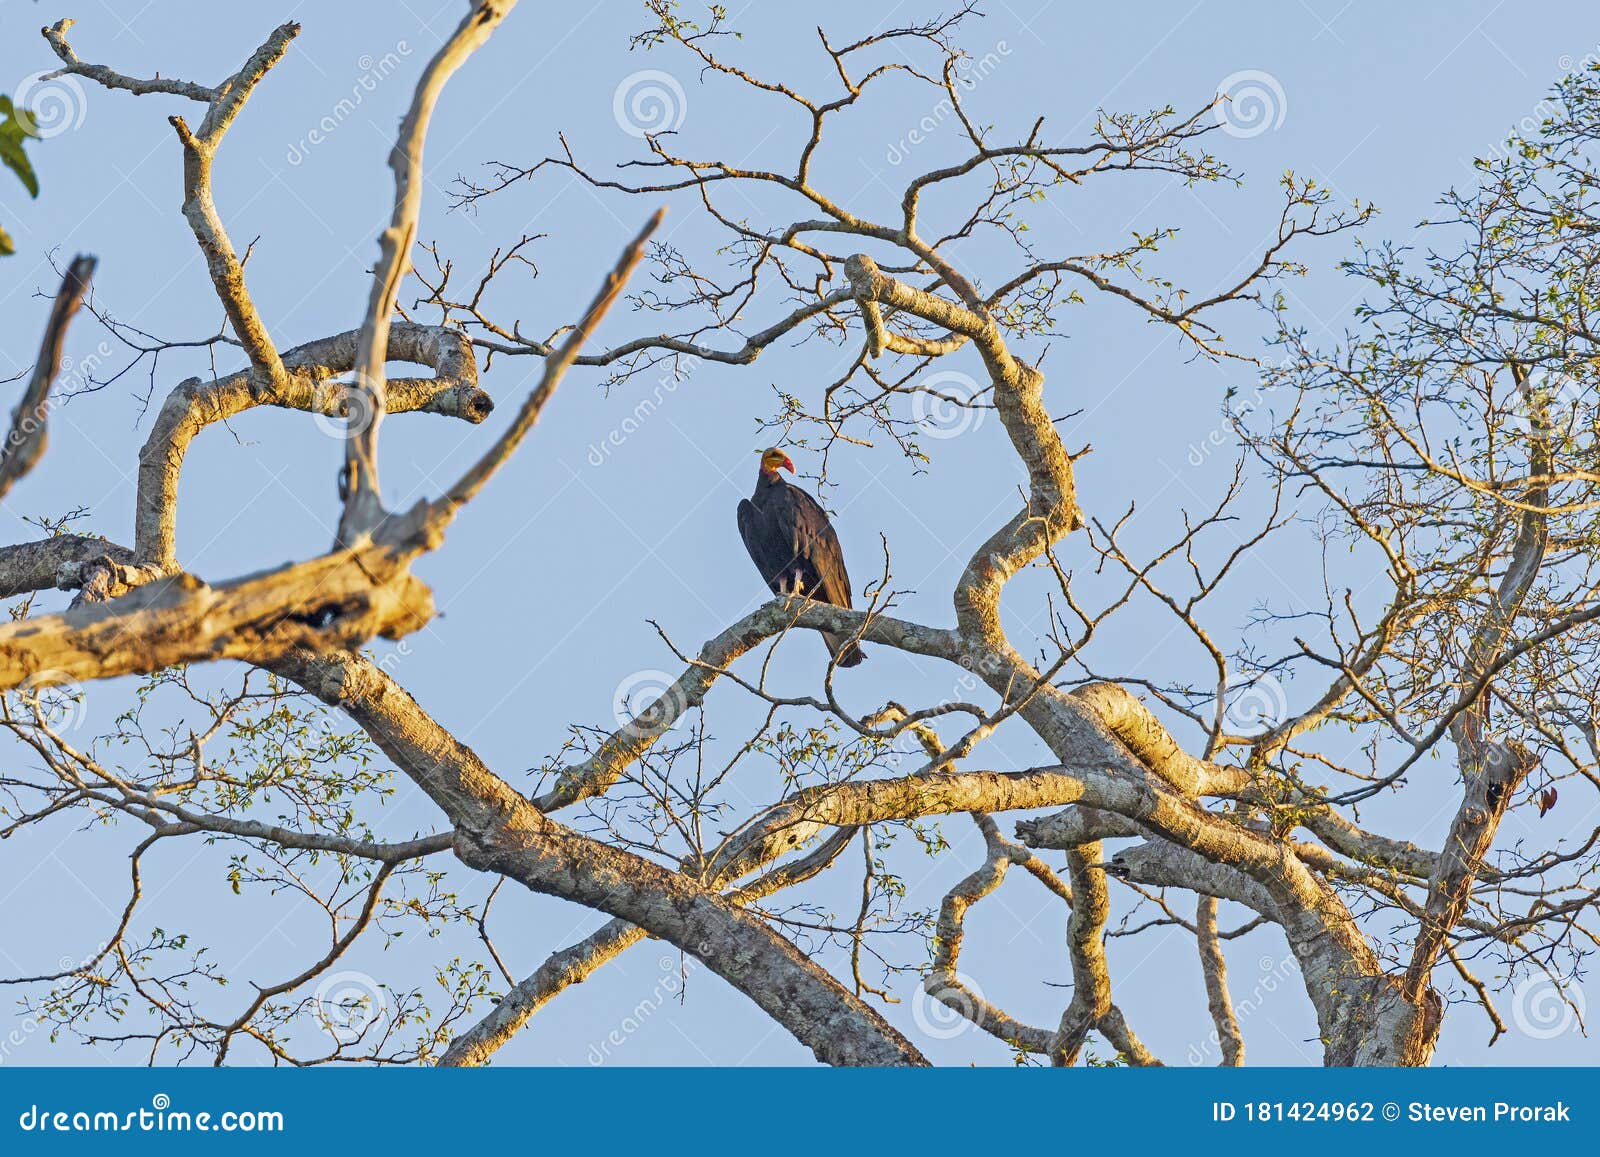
[1, 5, 1594, 1067]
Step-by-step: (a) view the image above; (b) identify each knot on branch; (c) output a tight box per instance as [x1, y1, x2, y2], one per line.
[458, 389, 495, 423]
[845, 254, 889, 359]
[64, 555, 171, 607]
[1017, 806, 1142, 850]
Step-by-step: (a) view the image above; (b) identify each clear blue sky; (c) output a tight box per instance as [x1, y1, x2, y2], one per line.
[0, 0, 1592, 1065]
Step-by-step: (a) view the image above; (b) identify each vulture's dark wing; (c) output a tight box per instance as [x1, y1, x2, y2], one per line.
[785, 485, 853, 609]
[739, 477, 865, 667]
[737, 498, 790, 593]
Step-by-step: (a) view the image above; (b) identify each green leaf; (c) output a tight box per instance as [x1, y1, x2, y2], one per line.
[0, 95, 41, 200]
[0, 223, 13, 257]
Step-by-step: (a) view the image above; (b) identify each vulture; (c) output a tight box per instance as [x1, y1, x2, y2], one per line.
[737, 447, 865, 668]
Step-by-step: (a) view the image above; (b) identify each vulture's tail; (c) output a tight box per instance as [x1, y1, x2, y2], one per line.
[824, 632, 866, 668]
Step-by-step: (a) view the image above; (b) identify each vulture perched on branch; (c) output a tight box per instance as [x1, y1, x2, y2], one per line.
[737, 447, 865, 668]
